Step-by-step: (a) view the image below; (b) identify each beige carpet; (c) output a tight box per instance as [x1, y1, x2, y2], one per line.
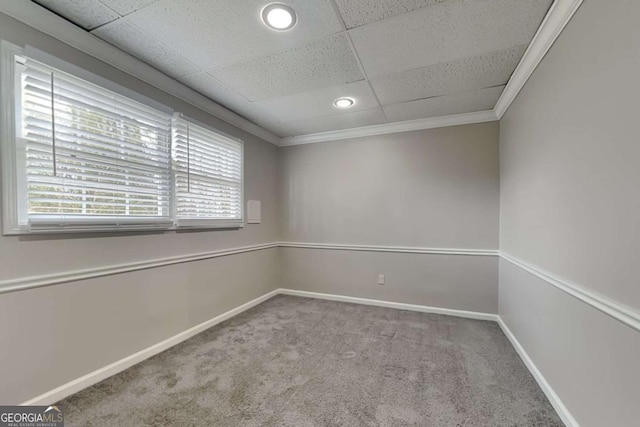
[58, 295, 563, 426]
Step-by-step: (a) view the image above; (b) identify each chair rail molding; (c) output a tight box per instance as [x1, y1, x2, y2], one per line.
[5, 241, 633, 335]
[0, 242, 498, 294]
[500, 252, 640, 333]
[0, 243, 280, 295]
[279, 242, 499, 256]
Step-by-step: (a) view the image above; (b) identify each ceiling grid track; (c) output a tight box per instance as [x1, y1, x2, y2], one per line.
[3, 0, 584, 145]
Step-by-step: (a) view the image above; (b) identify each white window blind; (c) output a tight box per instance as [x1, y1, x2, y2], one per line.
[16, 57, 173, 231]
[172, 116, 244, 227]
[2, 45, 246, 235]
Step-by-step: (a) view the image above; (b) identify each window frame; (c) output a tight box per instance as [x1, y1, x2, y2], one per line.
[1, 41, 245, 235]
[171, 114, 245, 229]
[1, 41, 24, 235]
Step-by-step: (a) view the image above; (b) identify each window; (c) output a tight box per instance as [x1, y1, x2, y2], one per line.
[1, 43, 244, 234]
[16, 56, 173, 231]
[172, 116, 244, 228]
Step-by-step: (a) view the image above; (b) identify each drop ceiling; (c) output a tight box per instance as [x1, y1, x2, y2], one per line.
[31, 0, 553, 139]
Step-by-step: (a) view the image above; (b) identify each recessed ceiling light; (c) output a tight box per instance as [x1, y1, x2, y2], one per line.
[333, 97, 355, 109]
[261, 3, 297, 31]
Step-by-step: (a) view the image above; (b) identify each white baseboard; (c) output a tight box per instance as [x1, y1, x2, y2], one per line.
[21, 287, 497, 405]
[21, 285, 572, 427]
[22, 289, 280, 406]
[497, 317, 577, 427]
[279, 288, 499, 321]
[290, 288, 577, 426]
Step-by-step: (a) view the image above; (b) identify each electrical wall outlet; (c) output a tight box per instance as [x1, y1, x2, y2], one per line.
[378, 274, 385, 285]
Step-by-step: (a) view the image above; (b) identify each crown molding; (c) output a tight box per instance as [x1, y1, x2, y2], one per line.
[494, 0, 584, 118]
[279, 110, 499, 146]
[0, 0, 281, 145]
[280, 0, 584, 146]
[1, 0, 583, 147]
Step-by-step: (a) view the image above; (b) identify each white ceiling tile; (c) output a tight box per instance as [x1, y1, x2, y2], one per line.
[334, 0, 449, 29]
[351, 0, 553, 77]
[34, 0, 553, 135]
[34, 0, 119, 30]
[178, 72, 249, 111]
[92, 21, 199, 78]
[98, 0, 158, 16]
[251, 81, 378, 122]
[383, 86, 504, 122]
[258, 121, 300, 138]
[123, 0, 343, 70]
[290, 108, 386, 135]
[237, 106, 301, 138]
[210, 34, 364, 101]
[177, 74, 298, 137]
[372, 45, 526, 105]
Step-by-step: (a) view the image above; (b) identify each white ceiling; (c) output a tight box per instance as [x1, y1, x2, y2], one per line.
[32, 0, 553, 138]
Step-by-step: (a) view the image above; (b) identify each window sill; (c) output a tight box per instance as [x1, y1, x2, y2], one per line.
[3, 221, 245, 236]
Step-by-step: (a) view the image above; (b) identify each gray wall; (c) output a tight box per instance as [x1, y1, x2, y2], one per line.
[499, 259, 640, 426]
[0, 13, 280, 404]
[498, 0, 640, 425]
[11, 1, 638, 418]
[279, 123, 500, 313]
[283, 248, 498, 313]
[0, 249, 279, 405]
